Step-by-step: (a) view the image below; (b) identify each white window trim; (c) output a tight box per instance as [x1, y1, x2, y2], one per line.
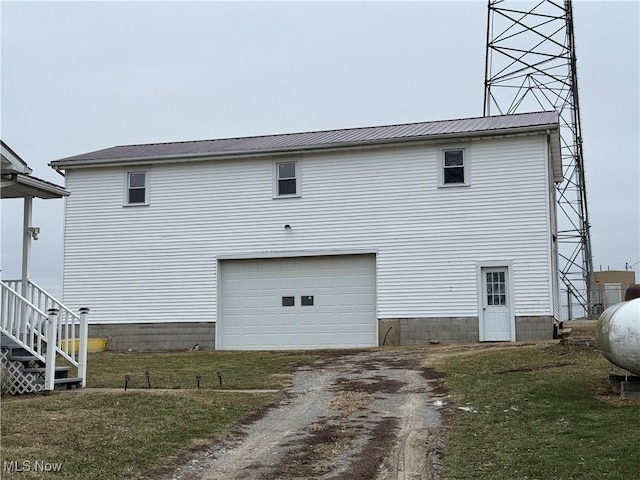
[123, 169, 150, 206]
[438, 146, 471, 188]
[273, 159, 302, 199]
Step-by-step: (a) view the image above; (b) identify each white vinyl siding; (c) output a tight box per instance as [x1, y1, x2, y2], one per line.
[61, 134, 555, 324]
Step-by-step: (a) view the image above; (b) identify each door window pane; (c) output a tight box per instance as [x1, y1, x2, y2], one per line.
[486, 271, 507, 306]
[282, 296, 295, 307]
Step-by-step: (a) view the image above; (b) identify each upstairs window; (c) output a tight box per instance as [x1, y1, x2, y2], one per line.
[443, 149, 465, 185]
[440, 148, 471, 187]
[125, 171, 148, 205]
[275, 161, 300, 197]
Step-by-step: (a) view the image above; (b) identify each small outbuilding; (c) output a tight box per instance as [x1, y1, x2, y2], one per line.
[593, 270, 637, 314]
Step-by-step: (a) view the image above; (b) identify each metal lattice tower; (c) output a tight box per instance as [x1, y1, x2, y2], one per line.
[483, 0, 593, 319]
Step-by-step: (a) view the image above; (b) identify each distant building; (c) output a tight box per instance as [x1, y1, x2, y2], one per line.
[593, 270, 637, 314]
[50, 111, 562, 350]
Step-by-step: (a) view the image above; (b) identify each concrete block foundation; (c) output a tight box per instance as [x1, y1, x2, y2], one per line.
[515, 316, 554, 341]
[90, 316, 553, 351]
[398, 317, 480, 345]
[395, 316, 554, 345]
[379, 319, 401, 346]
[89, 322, 215, 351]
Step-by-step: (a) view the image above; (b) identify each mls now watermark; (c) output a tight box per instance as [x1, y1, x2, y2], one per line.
[4, 460, 63, 473]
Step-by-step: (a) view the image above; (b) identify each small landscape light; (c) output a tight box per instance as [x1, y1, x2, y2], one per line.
[124, 375, 131, 391]
[216, 370, 223, 387]
[144, 370, 151, 388]
[196, 374, 202, 389]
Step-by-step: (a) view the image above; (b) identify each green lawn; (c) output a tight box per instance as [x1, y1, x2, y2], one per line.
[86, 349, 321, 389]
[439, 344, 640, 480]
[3, 344, 639, 480]
[1, 390, 278, 480]
[1, 349, 319, 480]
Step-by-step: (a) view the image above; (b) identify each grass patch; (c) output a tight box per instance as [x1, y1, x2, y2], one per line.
[86, 350, 321, 389]
[438, 344, 640, 480]
[1, 390, 277, 479]
[1, 350, 323, 479]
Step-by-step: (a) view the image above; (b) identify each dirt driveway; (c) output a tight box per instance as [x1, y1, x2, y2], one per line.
[162, 349, 446, 480]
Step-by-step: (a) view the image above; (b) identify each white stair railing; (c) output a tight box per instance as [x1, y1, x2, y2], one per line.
[1, 280, 88, 388]
[1, 281, 57, 390]
[1, 281, 48, 361]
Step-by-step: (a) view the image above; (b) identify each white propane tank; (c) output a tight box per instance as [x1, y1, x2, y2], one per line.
[595, 298, 640, 375]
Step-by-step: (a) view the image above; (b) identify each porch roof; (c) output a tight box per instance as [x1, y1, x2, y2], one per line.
[1, 140, 69, 199]
[1, 140, 31, 175]
[1, 173, 69, 199]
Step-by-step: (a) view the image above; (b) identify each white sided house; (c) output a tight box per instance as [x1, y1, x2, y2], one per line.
[50, 111, 562, 350]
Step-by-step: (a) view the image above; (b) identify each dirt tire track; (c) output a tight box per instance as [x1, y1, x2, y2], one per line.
[162, 350, 444, 480]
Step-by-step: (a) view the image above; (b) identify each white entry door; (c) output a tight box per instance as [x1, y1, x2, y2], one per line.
[481, 267, 512, 341]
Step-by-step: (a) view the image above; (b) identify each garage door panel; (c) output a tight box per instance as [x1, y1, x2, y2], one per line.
[276, 278, 299, 289]
[296, 315, 321, 326]
[219, 255, 376, 350]
[356, 293, 376, 306]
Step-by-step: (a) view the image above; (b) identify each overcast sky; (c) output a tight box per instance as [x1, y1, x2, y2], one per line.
[1, 1, 639, 302]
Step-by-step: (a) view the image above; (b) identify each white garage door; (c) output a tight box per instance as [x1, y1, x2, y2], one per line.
[218, 254, 376, 350]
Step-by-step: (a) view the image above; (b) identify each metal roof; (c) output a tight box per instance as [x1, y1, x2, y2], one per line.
[1, 140, 32, 175]
[1, 174, 70, 199]
[1, 140, 69, 199]
[50, 111, 559, 168]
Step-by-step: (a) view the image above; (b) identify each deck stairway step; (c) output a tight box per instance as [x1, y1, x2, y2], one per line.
[51, 377, 83, 389]
[7, 346, 40, 356]
[23, 366, 73, 379]
[9, 354, 45, 364]
[0, 333, 21, 349]
[1, 279, 89, 394]
[2, 345, 83, 392]
[8, 347, 46, 367]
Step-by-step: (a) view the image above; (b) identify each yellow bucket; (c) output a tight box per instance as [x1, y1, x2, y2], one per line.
[60, 338, 107, 354]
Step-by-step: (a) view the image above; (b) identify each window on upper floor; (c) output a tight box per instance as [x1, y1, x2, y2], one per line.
[125, 170, 149, 205]
[441, 148, 469, 187]
[274, 161, 301, 198]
